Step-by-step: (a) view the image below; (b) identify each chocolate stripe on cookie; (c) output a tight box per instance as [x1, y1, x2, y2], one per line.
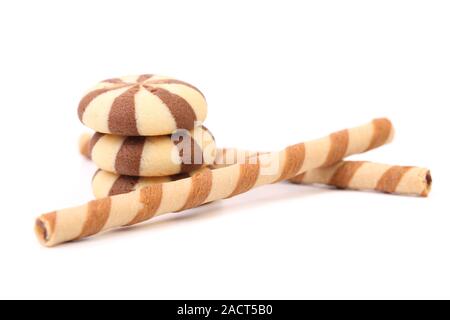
[328, 161, 365, 189]
[137, 74, 153, 83]
[109, 175, 140, 196]
[126, 184, 163, 225]
[173, 131, 204, 173]
[78, 198, 111, 238]
[323, 130, 349, 167]
[144, 86, 197, 130]
[201, 125, 216, 142]
[89, 132, 104, 158]
[108, 85, 140, 135]
[102, 78, 126, 84]
[114, 136, 146, 176]
[78, 88, 113, 121]
[375, 166, 412, 193]
[149, 79, 205, 98]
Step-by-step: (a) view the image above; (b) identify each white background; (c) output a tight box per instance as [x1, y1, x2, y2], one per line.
[0, 0, 449, 299]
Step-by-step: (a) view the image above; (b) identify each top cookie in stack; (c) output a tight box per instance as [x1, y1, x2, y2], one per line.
[77, 74, 216, 177]
[78, 74, 207, 136]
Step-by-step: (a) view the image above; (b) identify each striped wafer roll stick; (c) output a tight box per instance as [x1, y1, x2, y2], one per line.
[290, 161, 431, 197]
[36, 118, 394, 247]
[81, 130, 428, 198]
[79, 132, 91, 159]
[90, 150, 431, 198]
[214, 149, 432, 197]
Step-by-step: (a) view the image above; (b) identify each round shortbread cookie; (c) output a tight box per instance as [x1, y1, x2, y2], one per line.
[88, 125, 216, 177]
[91, 167, 213, 199]
[78, 74, 207, 136]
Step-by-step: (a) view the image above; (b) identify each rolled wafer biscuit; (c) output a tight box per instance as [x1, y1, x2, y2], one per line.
[290, 161, 431, 197]
[215, 149, 432, 197]
[91, 149, 431, 198]
[89, 125, 216, 177]
[36, 118, 394, 247]
[78, 132, 91, 159]
[78, 74, 207, 136]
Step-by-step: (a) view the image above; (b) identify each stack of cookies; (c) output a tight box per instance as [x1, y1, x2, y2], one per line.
[78, 74, 217, 197]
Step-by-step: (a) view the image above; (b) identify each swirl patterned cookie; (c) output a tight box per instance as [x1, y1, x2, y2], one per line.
[78, 74, 207, 136]
[89, 125, 216, 177]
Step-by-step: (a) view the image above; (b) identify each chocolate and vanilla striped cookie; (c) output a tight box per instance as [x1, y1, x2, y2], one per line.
[78, 74, 207, 136]
[88, 125, 216, 177]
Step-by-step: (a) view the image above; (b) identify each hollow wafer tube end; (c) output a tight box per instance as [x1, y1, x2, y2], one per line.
[34, 212, 56, 247]
[422, 170, 432, 197]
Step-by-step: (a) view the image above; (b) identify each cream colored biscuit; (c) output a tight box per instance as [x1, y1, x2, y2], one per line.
[78, 74, 207, 136]
[90, 125, 216, 177]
